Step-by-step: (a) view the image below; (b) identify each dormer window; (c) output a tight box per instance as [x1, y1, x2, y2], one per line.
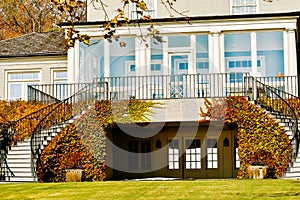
[131, 0, 156, 20]
[231, 0, 258, 15]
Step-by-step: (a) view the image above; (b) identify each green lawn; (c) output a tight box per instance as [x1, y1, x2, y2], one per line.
[0, 179, 300, 200]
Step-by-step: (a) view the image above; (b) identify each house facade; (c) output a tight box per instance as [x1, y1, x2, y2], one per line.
[61, 0, 300, 180]
[0, 32, 68, 101]
[1, 0, 300, 181]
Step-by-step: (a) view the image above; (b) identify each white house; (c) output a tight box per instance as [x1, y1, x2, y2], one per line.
[60, 0, 300, 179]
[1, 0, 300, 181]
[0, 32, 68, 100]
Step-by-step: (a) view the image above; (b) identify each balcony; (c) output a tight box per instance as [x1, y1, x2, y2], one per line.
[27, 73, 300, 102]
[95, 73, 250, 101]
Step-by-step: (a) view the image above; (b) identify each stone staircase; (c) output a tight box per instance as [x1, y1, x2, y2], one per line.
[254, 103, 300, 179]
[4, 123, 70, 182]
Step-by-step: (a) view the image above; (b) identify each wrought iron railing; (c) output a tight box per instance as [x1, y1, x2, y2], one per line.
[94, 73, 250, 100]
[28, 82, 108, 103]
[30, 81, 108, 180]
[28, 86, 62, 104]
[0, 149, 14, 181]
[255, 76, 299, 97]
[247, 77, 299, 162]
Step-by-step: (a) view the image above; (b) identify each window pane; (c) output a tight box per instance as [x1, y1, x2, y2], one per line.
[9, 83, 22, 100]
[54, 71, 67, 79]
[207, 139, 218, 169]
[130, 64, 136, 72]
[168, 140, 179, 170]
[9, 72, 39, 80]
[151, 63, 161, 71]
[257, 32, 283, 76]
[179, 62, 188, 70]
[128, 141, 138, 170]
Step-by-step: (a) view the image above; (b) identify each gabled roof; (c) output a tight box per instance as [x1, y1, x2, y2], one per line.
[0, 31, 67, 58]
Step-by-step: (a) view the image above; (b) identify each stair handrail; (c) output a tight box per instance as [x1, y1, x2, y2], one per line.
[28, 85, 62, 104]
[252, 77, 299, 161]
[6, 102, 62, 145]
[3, 149, 15, 180]
[30, 81, 108, 180]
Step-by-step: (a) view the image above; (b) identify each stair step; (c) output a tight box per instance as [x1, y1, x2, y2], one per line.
[10, 145, 31, 151]
[7, 176, 37, 182]
[8, 150, 31, 155]
[288, 167, 300, 172]
[285, 171, 300, 177]
[6, 158, 31, 163]
[11, 141, 30, 147]
[6, 167, 32, 172]
[6, 162, 31, 168]
[6, 154, 31, 159]
[11, 172, 34, 177]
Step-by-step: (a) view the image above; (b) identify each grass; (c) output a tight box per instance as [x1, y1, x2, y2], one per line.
[0, 179, 300, 200]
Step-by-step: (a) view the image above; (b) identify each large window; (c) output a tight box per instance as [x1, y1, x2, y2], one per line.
[185, 139, 201, 169]
[7, 71, 40, 100]
[224, 33, 253, 82]
[231, 0, 258, 15]
[196, 35, 209, 74]
[52, 69, 68, 100]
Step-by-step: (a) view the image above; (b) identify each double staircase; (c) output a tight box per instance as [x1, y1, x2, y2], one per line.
[1, 77, 300, 181]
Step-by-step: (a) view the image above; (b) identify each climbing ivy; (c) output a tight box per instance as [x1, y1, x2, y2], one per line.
[37, 99, 157, 182]
[201, 97, 292, 178]
[37, 122, 106, 182]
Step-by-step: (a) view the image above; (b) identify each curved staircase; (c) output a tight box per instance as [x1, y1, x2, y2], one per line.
[1, 81, 108, 182]
[250, 78, 300, 179]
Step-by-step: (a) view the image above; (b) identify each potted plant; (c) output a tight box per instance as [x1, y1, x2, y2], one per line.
[63, 151, 85, 182]
[248, 156, 268, 179]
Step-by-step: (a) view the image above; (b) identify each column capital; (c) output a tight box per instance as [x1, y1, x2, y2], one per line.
[286, 28, 295, 33]
[210, 30, 221, 36]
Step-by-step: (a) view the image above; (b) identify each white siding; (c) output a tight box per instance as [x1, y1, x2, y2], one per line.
[87, 0, 300, 22]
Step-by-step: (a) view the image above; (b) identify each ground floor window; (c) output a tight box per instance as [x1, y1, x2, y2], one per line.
[185, 139, 201, 169]
[7, 71, 40, 100]
[52, 69, 68, 100]
[207, 139, 218, 169]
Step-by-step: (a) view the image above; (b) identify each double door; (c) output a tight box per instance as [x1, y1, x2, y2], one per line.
[167, 135, 234, 179]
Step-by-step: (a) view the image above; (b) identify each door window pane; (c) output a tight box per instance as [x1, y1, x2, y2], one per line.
[128, 141, 139, 170]
[207, 139, 218, 169]
[168, 140, 179, 170]
[141, 140, 151, 170]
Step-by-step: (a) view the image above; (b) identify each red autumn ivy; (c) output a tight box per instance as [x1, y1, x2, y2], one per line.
[201, 97, 292, 178]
